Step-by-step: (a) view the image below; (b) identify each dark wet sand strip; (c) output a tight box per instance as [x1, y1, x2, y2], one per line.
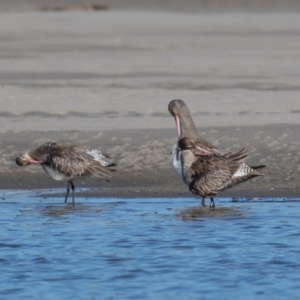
[2, 125, 300, 198]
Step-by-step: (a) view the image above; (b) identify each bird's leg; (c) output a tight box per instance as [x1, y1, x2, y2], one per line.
[210, 197, 215, 210]
[70, 181, 75, 206]
[201, 197, 205, 206]
[65, 181, 71, 203]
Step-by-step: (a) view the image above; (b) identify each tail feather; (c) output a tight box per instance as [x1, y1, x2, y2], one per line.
[251, 165, 266, 170]
[220, 171, 262, 191]
[250, 165, 266, 176]
[223, 148, 248, 176]
[107, 163, 117, 167]
[107, 163, 117, 173]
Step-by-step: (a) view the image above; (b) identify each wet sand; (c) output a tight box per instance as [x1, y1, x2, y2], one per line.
[3, 125, 300, 198]
[0, 11, 299, 198]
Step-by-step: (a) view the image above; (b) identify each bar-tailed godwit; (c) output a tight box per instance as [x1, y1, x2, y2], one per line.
[168, 99, 265, 208]
[16, 142, 116, 205]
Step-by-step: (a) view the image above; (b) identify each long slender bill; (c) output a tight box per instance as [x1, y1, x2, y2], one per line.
[175, 115, 181, 139]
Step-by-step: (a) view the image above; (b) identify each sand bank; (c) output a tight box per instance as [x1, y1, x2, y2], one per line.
[0, 11, 299, 197]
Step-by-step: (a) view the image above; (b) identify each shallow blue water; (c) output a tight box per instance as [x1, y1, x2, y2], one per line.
[1, 190, 300, 299]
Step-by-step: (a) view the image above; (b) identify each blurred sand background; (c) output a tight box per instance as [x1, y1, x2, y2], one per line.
[0, 1, 299, 198]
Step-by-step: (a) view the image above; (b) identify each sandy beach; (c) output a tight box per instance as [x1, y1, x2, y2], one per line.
[0, 10, 299, 198]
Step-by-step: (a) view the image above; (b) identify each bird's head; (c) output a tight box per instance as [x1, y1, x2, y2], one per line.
[16, 153, 42, 166]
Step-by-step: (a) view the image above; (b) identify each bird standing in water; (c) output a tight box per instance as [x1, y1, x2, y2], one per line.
[177, 137, 265, 208]
[168, 99, 265, 208]
[16, 142, 116, 205]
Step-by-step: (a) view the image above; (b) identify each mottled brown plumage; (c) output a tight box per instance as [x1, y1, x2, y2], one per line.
[178, 137, 265, 208]
[16, 142, 117, 205]
[168, 99, 266, 208]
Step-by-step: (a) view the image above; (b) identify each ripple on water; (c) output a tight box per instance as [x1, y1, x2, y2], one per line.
[177, 205, 246, 220]
[0, 190, 300, 299]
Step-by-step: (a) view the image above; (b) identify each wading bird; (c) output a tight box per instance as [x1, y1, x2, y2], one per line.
[16, 142, 116, 205]
[168, 99, 265, 208]
[177, 137, 265, 208]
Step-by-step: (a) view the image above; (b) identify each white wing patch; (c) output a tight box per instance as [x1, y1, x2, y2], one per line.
[85, 149, 112, 166]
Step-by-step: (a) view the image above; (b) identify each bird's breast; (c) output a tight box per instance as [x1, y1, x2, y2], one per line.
[170, 143, 184, 181]
[42, 165, 69, 181]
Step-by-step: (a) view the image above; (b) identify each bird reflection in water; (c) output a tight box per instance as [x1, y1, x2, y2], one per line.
[177, 205, 245, 221]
